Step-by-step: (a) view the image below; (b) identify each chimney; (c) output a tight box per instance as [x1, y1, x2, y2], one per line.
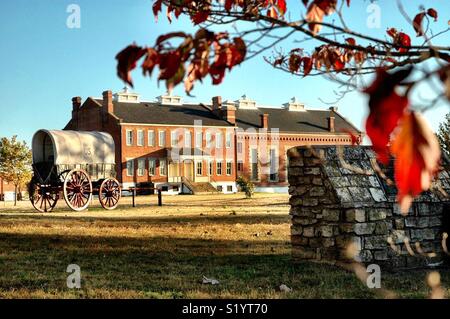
[260, 113, 269, 129]
[212, 96, 222, 114]
[102, 90, 113, 114]
[71, 96, 81, 129]
[328, 116, 335, 132]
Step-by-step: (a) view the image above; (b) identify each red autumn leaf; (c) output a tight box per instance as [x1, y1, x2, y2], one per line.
[142, 48, 159, 77]
[386, 27, 398, 38]
[115, 44, 146, 87]
[364, 67, 412, 164]
[345, 37, 356, 46]
[267, 6, 278, 19]
[289, 54, 302, 73]
[427, 8, 438, 21]
[314, 0, 337, 13]
[277, 0, 287, 15]
[152, 0, 162, 20]
[302, 57, 313, 76]
[156, 32, 187, 46]
[397, 32, 411, 52]
[333, 57, 345, 70]
[273, 58, 284, 67]
[413, 12, 426, 36]
[302, 0, 309, 6]
[192, 10, 210, 25]
[231, 37, 247, 65]
[306, 3, 325, 35]
[391, 111, 441, 214]
[166, 63, 186, 92]
[346, 0, 350, 6]
[225, 0, 233, 11]
[158, 50, 182, 80]
[342, 129, 360, 145]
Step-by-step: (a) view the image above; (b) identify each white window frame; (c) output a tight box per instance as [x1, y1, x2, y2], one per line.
[159, 130, 166, 147]
[148, 130, 155, 146]
[216, 132, 222, 148]
[185, 131, 192, 148]
[269, 148, 279, 182]
[126, 159, 134, 176]
[195, 132, 203, 148]
[226, 161, 232, 176]
[226, 132, 232, 148]
[208, 160, 213, 176]
[206, 132, 212, 148]
[126, 130, 133, 146]
[148, 158, 156, 176]
[137, 158, 145, 176]
[171, 131, 178, 147]
[216, 161, 222, 175]
[159, 158, 167, 176]
[196, 161, 203, 176]
[137, 130, 144, 146]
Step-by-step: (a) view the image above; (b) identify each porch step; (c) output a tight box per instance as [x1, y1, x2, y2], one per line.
[190, 182, 219, 194]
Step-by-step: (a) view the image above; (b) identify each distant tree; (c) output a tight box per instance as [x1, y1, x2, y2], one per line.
[437, 113, 450, 159]
[236, 175, 255, 198]
[0, 136, 32, 206]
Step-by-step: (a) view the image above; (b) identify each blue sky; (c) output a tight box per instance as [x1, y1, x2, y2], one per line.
[0, 0, 448, 145]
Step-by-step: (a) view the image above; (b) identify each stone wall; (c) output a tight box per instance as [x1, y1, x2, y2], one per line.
[288, 146, 450, 269]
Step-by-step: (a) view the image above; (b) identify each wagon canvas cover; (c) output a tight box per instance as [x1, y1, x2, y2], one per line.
[32, 130, 115, 165]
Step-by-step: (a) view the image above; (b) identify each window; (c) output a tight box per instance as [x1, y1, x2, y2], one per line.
[159, 131, 166, 147]
[237, 161, 243, 172]
[159, 158, 167, 175]
[161, 186, 169, 192]
[126, 159, 134, 176]
[137, 158, 145, 176]
[226, 161, 232, 175]
[227, 185, 233, 192]
[171, 131, 178, 147]
[148, 158, 156, 176]
[216, 132, 222, 148]
[206, 132, 212, 148]
[216, 161, 222, 175]
[251, 149, 258, 180]
[208, 160, 213, 175]
[269, 149, 278, 181]
[226, 132, 232, 148]
[196, 161, 203, 175]
[173, 186, 179, 192]
[184, 131, 192, 148]
[126, 130, 133, 146]
[195, 131, 203, 148]
[148, 130, 155, 146]
[137, 130, 144, 146]
[217, 185, 223, 192]
[237, 142, 243, 153]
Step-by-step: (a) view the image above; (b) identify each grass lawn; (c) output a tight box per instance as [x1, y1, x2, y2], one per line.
[0, 193, 448, 299]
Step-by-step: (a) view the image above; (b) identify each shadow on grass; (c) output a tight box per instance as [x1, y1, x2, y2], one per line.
[0, 213, 291, 226]
[0, 231, 378, 298]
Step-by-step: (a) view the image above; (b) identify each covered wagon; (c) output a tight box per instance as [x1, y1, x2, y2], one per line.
[29, 129, 121, 212]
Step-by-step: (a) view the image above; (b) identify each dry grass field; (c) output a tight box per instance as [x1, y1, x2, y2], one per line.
[0, 193, 448, 298]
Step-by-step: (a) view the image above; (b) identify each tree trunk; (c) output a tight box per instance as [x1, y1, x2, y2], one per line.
[14, 184, 17, 206]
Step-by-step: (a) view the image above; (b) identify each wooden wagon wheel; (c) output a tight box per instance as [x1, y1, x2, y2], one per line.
[63, 169, 92, 211]
[98, 178, 121, 210]
[29, 181, 58, 212]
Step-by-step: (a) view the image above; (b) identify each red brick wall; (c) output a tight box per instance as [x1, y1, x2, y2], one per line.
[236, 132, 362, 187]
[119, 125, 236, 185]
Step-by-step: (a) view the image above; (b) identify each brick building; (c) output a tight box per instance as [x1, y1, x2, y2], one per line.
[0, 177, 16, 201]
[64, 88, 361, 194]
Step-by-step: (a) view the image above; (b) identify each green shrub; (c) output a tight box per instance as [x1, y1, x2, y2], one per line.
[236, 175, 255, 198]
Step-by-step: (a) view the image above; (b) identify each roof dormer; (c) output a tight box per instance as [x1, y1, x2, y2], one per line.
[156, 92, 182, 105]
[235, 94, 257, 109]
[283, 97, 305, 112]
[113, 87, 140, 103]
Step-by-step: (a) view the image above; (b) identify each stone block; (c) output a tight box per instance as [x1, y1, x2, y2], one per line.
[316, 225, 334, 238]
[369, 188, 387, 202]
[335, 188, 352, 202]
[303, 227, 315, 237]
[303, 198, 319, 207]
[355, 250, 373, 263]
[289, 167, 304, 176]
[312, 177, 323, 185]
[322, 209, 340, 222]
[354, 223, 376, 235]
[364, 235, 388, 249]
[374, 221, 389, 235]
[289, 158, 304, 167]
[368, 209, 388, 221]
[374, 250, 389, 261]
[290, 225, 303, 236]
[348, 187, 373, 202]
[304, 167, 321, 175]
[310, 186, 326, 197]
[346, 209, 365, 222]
[410, 229, 436, 241]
